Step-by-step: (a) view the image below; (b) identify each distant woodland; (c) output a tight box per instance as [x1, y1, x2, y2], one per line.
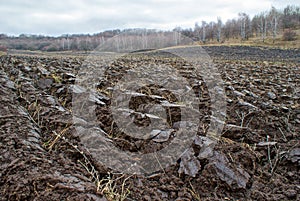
[0, 5, 299, 51]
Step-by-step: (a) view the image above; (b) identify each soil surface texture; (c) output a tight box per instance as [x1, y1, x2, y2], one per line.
[0, 46, 299, 200]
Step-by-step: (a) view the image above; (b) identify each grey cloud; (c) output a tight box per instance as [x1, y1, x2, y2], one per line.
[0, 0, 298, 36]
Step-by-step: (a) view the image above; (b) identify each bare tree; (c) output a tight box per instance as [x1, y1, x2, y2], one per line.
[282, 5, 300, 29]
[257, 12, 267, 42]
[141, 29, 148, 49]
[201, 21, 207, 43]
[217, 17, 222, 42]
[207, 21, 216, 41]
[66, 35, 70, 50]
[173, 27, 182, 45]
[239, 13, 246, 40]
[269, 6, 280, 43]
[238, 13, 252, 41]
[194, 22, 201, 41]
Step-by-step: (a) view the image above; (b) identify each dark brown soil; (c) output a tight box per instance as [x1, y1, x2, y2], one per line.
[0, 46, 299, 201]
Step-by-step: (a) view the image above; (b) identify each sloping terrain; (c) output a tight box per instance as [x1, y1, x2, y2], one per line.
[0, 46, 299, 200]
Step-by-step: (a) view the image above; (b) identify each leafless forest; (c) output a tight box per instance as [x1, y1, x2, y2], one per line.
[0, 5, 299, 52]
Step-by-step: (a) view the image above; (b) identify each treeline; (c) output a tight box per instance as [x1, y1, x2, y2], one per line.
[0, 30, 122, 52]
[0, 5, 299, 52]
[190, 5, 299, 43]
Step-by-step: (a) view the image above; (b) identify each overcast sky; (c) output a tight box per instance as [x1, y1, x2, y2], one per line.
[0, 0, 298, 36]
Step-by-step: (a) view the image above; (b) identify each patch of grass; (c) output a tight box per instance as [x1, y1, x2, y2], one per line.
[188, 181, 202, 201]
[48, 130, 131, 200]
[99, 174, 132, 201]
[0, 51, 7, 57]
[51, 74, 62, 83]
